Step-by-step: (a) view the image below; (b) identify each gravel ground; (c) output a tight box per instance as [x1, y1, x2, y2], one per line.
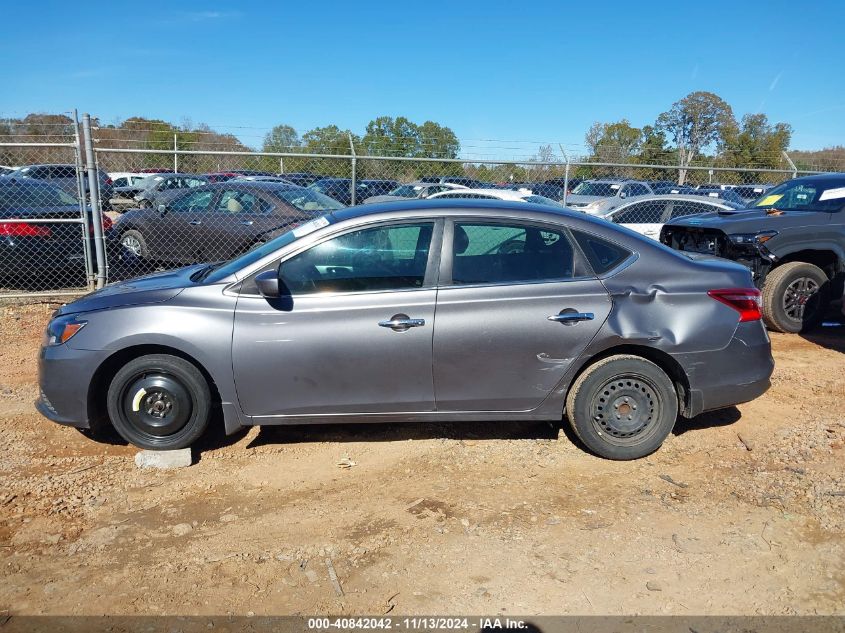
[0, 302, 843, 616]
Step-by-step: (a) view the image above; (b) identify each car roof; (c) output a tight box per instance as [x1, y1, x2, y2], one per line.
[197, 181, 302, 192]
[332, 198, 590, 223]
[606, 194, 740, 212]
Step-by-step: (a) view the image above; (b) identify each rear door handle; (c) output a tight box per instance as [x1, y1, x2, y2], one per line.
[189, 220, 202, 225]
[240, 220, 254, 226]
[378, 314, 426, 331]
[548, 311, 594, 323]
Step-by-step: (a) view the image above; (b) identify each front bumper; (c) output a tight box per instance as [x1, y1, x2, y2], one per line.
[675, 321, 774, 417]
[37, 343, 110, 429]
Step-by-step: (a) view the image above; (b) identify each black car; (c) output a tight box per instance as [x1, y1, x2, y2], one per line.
[544, 177, 584, 193]
[419, 176, 485, 188]
[661, 173, 845, 333]
[276, 172, 320, 187]
[498, 182, 566, 201]
[11, 163, 114, 210]
[0, 176, 113, 287]
[309, 178, 399, 206]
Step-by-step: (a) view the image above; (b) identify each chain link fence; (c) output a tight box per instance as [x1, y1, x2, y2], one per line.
[0, 117, 833, 298]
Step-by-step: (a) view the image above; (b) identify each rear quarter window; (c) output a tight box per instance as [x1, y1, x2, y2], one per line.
[572, 230, 631, 275]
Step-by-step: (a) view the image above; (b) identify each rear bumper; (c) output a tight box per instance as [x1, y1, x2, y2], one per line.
[37, 343, 109, 429]
[676, 321, 774, 417]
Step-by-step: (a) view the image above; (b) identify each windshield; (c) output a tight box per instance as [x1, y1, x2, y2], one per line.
[524, 195, 565, 207]
[388, 185, 421, 197]
[0, 182, 78, 208]
[753, 178, 845, 212]
[276, 188, 345, 212]
[202, 215, 334, 283]
[137, 175, 164, 190]
[572, 182, 621, 197]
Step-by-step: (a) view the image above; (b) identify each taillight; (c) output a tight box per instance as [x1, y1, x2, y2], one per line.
[0, 222, 52, 237]
[89, 215, 112, 235]
[105, 178, 113, 186]
[708, 288, 762, 322]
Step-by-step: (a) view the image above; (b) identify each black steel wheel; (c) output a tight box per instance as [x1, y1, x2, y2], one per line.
[107, 354, 211, 450]
[566, 355, 678, 460]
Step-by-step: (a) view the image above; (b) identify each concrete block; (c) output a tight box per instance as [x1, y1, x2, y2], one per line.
[135, 448, 192, 470]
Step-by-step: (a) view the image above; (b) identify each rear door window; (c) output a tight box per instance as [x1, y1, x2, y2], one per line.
[450, 221, 576, 285]
[572, 230, 631, 275]
[613, 201, 667, 224]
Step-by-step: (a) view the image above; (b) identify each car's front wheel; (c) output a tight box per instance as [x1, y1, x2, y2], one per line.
[120, 229, 149, 259]
[761, 261, 829, 333]
[106, 354, 211, 450]
[565, 355, 679, 460]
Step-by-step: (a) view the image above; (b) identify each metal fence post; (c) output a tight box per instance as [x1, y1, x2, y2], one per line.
[174, 133, 178, 173]
[783, 151, 798, 178]
[562, 161, 571, 206]
[82, 114, 107, 289]
[73, 110, 95, 291]
[348, 133, 357, 206]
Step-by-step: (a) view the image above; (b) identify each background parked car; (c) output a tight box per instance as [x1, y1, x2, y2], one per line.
[419, 176, 485, 188]
[133, 173, 208, 209]
[544, 177, 583, 194]
[10, 163, 113, 209]
[115, 181, 344, 265]
[362, 181, 467, 204]
[233, 175, 297, 184]
[0, 176, 113, 286]
[110, 172, 151, 198]
[693, 186, 746, 206]
[652, 185, 698, 195]
[602, 194, 742, 239]
[275, 172, 320, 187]
[427, 187, 564, 207]
[309, 178, 399, 206]
[497, 182, 566, 201]
[0, 166, 15, 176]
[733, 184, 773, 203]
[565, 179, 653, 214]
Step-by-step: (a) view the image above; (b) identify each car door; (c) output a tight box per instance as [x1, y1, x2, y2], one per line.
[232, 219, 442, 417]
[154, 188, 216, 262]
[184, 188, 279, 261]
[612, 200, 670, 239]
[432, 219, 612, 412]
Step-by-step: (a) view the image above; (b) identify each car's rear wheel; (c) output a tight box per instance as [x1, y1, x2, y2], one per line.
[565, 355, 678, 460]
[761, 262, 829, 333]
[120, 229, 149, 259]
[106, 354, 211, 450]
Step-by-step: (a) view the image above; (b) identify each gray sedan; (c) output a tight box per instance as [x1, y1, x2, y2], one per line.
[37, 199, 773, 460]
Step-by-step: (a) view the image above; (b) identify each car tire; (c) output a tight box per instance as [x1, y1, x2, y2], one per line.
[107, 354, 212, 450]
[565, 355, 678, 460]
[120, 229, 149, 259]
[761, 262, 829, 334]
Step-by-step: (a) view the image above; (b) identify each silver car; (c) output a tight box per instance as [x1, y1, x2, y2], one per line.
[362, 181, 467, 204]
[566, 179, 653, 215]
[37, 199, 773, 460]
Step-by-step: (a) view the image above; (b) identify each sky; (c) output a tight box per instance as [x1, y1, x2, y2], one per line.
[2, 0, 845, 158]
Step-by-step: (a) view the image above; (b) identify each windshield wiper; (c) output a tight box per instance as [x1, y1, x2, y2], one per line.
[191, 261, 224, 282]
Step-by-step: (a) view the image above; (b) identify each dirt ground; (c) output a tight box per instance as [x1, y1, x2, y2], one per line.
[0, 301, 843, 617]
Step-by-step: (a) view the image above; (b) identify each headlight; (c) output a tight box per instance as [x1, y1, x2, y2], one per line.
[728, 231, 778, 245]
[43, 315, 87, 347]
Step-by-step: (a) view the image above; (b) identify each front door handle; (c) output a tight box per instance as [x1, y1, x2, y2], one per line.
[189, 220, 202, 225]
[378, 314, 426, 331]
[240, 220, 254, 226]
[548, 311, 594, 324]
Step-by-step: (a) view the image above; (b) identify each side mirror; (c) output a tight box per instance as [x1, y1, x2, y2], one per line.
[619, 192, 627, 199]
[255, 270, 281, 298]
[158, 204, 168, 216]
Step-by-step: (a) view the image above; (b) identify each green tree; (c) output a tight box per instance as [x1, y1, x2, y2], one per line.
[301, 125, 359, 177]
[656, 91, 735, 184]
[721, 113, 792, 170]
[585, 119, 643, 163]
[262, 124, 300, 152]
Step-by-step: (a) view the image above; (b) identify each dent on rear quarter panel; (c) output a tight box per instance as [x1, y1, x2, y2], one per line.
[596, 251, 748, 354]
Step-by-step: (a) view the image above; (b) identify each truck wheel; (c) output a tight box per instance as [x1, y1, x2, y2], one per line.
[107, 354, 211, 450]
[565, 355, 679, 460]
[761, 262, 829, 333]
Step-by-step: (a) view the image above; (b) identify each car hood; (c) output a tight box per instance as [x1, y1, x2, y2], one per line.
[665, 207, 827, 233]
[55, 265, 204, 316]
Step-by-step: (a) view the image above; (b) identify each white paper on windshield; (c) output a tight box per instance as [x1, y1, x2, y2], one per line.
[292, 216, 330, 237]
[819, 187, 845, 201]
